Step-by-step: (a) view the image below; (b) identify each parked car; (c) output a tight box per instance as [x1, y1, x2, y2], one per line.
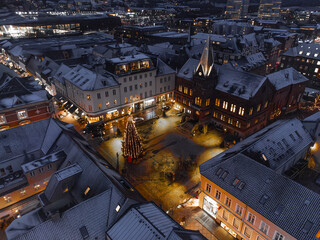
[133, 117, 144, 123]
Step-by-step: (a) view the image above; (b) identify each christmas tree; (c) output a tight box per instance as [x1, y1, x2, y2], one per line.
[122, 117, 143, 162]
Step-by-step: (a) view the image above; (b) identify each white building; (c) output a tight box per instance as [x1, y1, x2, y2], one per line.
[58, 54, 175, 122]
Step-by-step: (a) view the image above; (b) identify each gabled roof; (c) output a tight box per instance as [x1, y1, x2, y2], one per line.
[177, 58, 199, 81]
[201, 153, 320, 240]
[63, 65, 119, 91]
[53, 63, 72, 85]
[283, 43, 320, 60]
[107, 202, 181, 240]
[215, 65, 267, 100]
[156, 58, 175, 76]
[267, 67, 309, 90]
[9, 189, 113, 240]
[0, 76, 49, 110]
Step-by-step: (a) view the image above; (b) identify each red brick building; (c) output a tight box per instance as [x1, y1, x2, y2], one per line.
[0, 74, 52, 131]
[175, 38, 309, 138]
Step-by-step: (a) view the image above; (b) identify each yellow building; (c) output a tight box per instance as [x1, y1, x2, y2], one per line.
[199, 118, 320, 240]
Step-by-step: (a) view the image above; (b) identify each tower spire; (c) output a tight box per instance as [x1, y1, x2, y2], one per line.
[196, 36, 215, 77]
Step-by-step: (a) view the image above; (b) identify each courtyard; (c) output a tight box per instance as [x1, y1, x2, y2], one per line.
[96, 108, 232, 240]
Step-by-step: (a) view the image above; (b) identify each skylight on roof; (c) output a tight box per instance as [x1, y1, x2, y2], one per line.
[302, 220, 314, 234]
[238, 181, 245, 190]
[259, 194, 269, 205]
[232, 178, 240, 186]
[216, 168, 223, 176]
[274, 204, 284, 215]
[221, 171, 229, 180]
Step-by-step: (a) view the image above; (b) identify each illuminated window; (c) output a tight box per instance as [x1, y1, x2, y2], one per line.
[264, 101, 268, 108]
[299, 51, 303, 54]
[257, 104, 261, 112]
[3, 195, 12, 203]
[183, 87, 188, 94]
[115, 205, 121, 212]
[125, 97, 128, 103]
[213, 112, 218, 118]
[238, 107, 244, 116]
[195, 97, 202, 106]
[315, 53, 319, 57]
[84, 187, 91, 196]
[230, 104, 236, 113]
[317, 61, 320, 65]
[315, 68, 319, 73]
[34, 184, 40, 191]
[236, 121, 241, 128]
[20, 189, 26, 196]
[0, 115, 6, 125]
[206, 183, 211, 193]
[215, 98, 220, 106]
[17, 110, 28, 120]
[206, 98, 210, 106]
[87, 95, 91, 100]
[222, 101, 228, 109]
[106, 102, 109, 107]
[306, 52, 311, 56]
[178, 85, 182, 92]
[114, 100, 117, 105]
[247, 212, 256, 224]
[98, 104, 102, 110]
[190, 89, 192, 96]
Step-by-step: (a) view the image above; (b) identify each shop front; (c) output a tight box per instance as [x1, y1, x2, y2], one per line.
[144, 98, 155, 108]
[202, 195, 219, 219]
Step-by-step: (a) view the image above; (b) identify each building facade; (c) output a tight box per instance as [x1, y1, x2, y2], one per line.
[199, 117, 320, 240]
[258, 0, 282, 20]
[280, 43, 320, 88]
[175, 38, 308, 138]
[225, 0, 250, 19]
[0, 75, 52, 131]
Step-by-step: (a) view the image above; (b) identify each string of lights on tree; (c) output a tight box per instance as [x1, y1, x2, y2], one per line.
[122, 117, 143, 162]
